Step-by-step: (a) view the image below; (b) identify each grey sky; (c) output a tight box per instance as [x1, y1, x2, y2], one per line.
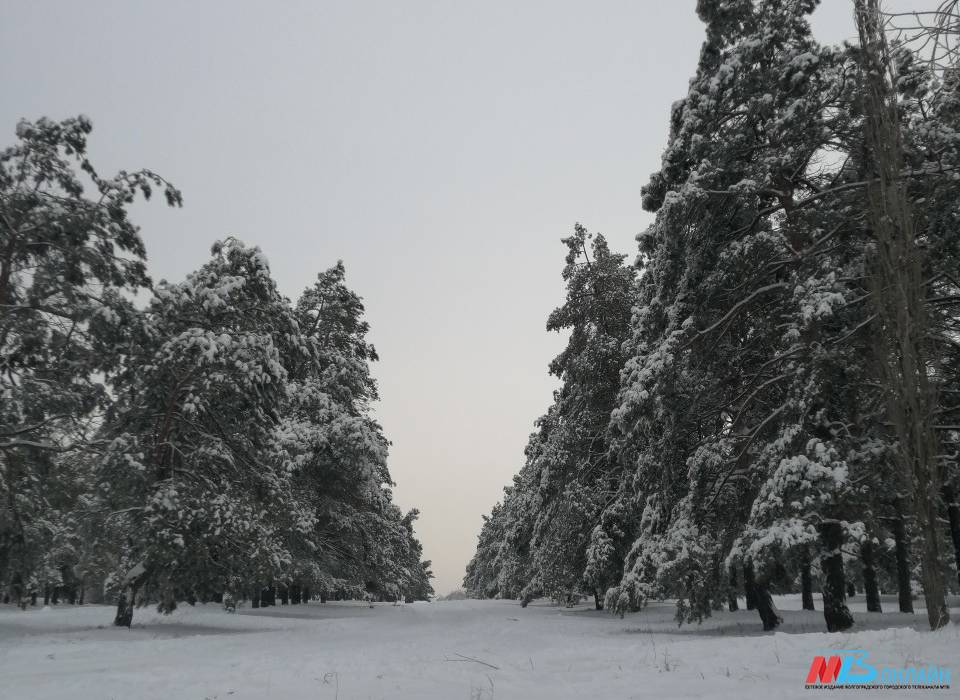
[0, 0, 926, 594]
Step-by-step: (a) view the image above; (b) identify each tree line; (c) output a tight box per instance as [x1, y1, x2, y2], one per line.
[0, 116, 433, 625]
[464, 0, 960, 633]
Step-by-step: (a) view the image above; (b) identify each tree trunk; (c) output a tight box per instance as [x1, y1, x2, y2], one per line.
[944, 483, 960, 588]
[753, 580, 782, 631]
[114, 582, 140, 627]
[43, 586, 50, 606]
[279, 585, 289, 605]
[251, 587, 261, 609]
[862, 540, 882, 612]
[743, 562, 758, 611]
[594, 590, 603, 611]
[728, 568, 739, 612]
[819, 520, 854, 632]
[846, 581, 856, 598]
[855, 0, 950, 631]
[891, 510, 914, 613]
[801, 552, 815, 611]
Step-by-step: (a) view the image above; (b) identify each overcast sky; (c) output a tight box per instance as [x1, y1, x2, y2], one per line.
[0, 0, 928, 594]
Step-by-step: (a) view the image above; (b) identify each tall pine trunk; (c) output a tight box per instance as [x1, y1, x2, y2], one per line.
[728, 568, 739, 612]
[944, 483, 960, 588]
[819, 520, 854, 632]
[891, 510, 915, 613]
[855, 0, 950, 631]
[800, 552, 815, 611]
[862, 540, 882, 612]
[743, 562, 758, 611]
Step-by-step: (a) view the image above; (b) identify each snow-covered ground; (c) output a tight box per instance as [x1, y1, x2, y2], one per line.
[0, 595, 957, 699]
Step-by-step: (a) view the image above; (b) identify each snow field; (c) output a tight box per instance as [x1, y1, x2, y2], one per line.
[0, 596, 957, 699]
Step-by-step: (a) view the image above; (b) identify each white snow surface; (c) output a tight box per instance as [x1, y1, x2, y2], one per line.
[1, 596, 957, 699]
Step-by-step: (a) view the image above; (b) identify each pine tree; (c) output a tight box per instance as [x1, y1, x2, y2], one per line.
[97, 239, 307, 623]
[0, 116, 179, 606]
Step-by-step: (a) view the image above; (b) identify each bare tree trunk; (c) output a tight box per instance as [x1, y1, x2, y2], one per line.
[728, 568, 739, 612]
[862, 540, 882, 612]
[114, 582, 140, 627]
[801, 552, 815, 611]
[891, 510, 915, 613]
[819, 520, 854, 632]
[743, 562, 758, 611]
[594, 590, 603, 611]
[753, 579, 783, 631]
[855, 0, 950, 630]
[944, 483, 960, 588]
[114, 562, 147, 627]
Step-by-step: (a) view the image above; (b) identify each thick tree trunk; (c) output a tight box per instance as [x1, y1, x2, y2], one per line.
[846, 581, 856, 598]
[279, 586, 289, 605]
[728, 568, 739, 612]
[944, 483, 960, 588]
[594, 590, 603, 611]
[743, 562, 758, 611]
[801, 553, 815, 611]
[891, 511, 914, 613]
[855, 0, 950, 631]
[753, 580, 782, 631]
[43, 586, 50, 606]
[114, 562, 147, 627]
[114, 582, 140, 627]
[251, 587, 261, 609]
[862, 540, 882, 612]
[819, 520, 854, 632]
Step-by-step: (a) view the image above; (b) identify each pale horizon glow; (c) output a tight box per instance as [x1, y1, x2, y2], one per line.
[0, 0, 928, 594]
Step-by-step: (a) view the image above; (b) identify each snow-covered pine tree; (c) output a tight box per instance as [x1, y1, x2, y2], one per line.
[0, 116, 180, 607]
[608, 0, 856, 630]
[465, 227, 635, 607]
[273, 262, 432, 602]
[96, 239, 308, 624]
[533, 227, 636, 607]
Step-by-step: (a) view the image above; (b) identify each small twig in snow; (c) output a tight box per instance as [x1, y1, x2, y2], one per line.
[451, 652, 499, 670]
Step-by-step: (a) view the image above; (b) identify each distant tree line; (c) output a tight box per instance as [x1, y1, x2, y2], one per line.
[0, 116, 432, 624]
[464, 0, 960, 633]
